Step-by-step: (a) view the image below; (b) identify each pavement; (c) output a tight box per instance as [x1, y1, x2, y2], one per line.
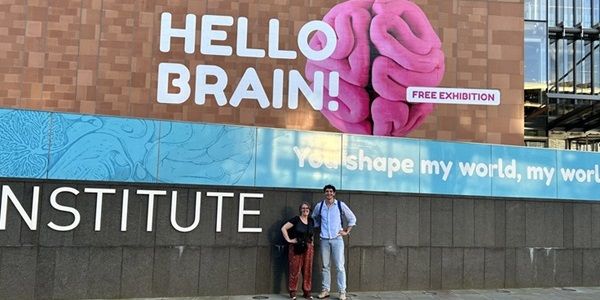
[113, 287, 600, 300]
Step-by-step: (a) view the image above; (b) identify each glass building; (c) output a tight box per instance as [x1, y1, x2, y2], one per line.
[525, 0, 600, 151]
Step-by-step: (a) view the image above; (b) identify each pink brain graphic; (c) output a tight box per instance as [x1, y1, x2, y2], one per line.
[305, 0, 445, 136]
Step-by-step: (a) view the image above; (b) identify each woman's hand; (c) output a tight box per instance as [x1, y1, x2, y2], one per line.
[288, 238, 298, 244]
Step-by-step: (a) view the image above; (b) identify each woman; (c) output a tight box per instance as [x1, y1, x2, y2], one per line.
[281, 202, 315, 299]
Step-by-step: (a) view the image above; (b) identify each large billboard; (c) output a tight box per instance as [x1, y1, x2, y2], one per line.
[0, 0, 523, 144]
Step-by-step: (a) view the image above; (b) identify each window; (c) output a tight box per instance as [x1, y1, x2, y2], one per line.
[575, 40, 592, 93]
[526, 0, 548, 20]
[525, 21, 548, 89]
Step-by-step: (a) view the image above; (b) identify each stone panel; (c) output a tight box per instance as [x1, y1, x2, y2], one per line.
[430, 247, 442, 290]
[383, 246, 407, 291]
[563, 202, 574, 248]
[525, 202, 545, 247]
[463, 248, 484, 289]
[52, 247, 90, 299]
[592, 204, 600, 248]
[537, 248, 555, 287]
[504, 248, 517, 288]
[544, 202, 563, 247]
[121, 247, 154, 298]
[372, 195, 397, 246]
[347, 246, 361, 294]
[360, 247, 384, 291]
[407, 247, 430, 289]
[152, 246, 201, 297]
[87, 247, 122, 298]
[494, 200, 506, 247]
[573, 249, 583, 286]
[255, 246, 273, 294]
[554, 249, 573, 287]
[474, 200, 495, 247]
[228, 247, 257, 295]
[484, 248, 504, 288]
[573, 203, 592, 248]
[506, 201, 525, 247]
[515, 248, 535, 288]
[418, 198, 431, 246]
[397, 197, 420, 246]
[198, 247, 229, 296]
[346, 194, 373, 247]
[0, 247, 36, 300]
[452, 199, 474, 247]
[441, 248, 463, 289]
[582, 249, 600, 286]
[34, 247, 56, 299]
[431, 198, 453, 247]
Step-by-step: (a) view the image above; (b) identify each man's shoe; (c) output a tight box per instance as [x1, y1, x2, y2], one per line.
[339, 292, 347, 300]
[317, 290, 329, 299]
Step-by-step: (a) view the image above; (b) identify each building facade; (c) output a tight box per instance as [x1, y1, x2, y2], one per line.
[1, 1, 600, 299]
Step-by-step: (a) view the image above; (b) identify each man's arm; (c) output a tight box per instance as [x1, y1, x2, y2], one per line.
[339, 202, 356, 235]
[311, 201, 321, 227]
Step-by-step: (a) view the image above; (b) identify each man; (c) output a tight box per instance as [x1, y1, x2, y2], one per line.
[312, 184, 357, 300]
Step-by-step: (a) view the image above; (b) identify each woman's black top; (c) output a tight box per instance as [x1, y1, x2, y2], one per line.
[287, 216, 314, 243]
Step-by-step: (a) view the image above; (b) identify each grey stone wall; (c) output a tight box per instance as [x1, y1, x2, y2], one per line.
[0, 179, 599, 299]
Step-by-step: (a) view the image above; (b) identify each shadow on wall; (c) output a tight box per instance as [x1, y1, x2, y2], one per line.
[267, 206, 294, 293]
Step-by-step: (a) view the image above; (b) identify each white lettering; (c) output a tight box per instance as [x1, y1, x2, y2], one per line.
[229, 68, 270, 108]
[137, 190, 167, 232]
[121, 189, 129, 232]
[236, 17, 266, 58]
[157, 63, 191, 104]
[0, 185, 39, 230]
[297, 20, 336, 61]
[170, 191, 202, 232]
[159, 12, 196, 53]
[195, 65, 228, 106]
[84, 188, 116, 231]
[268, 19, 296, 59]
[238, 193, 262, 233]
[48, 187, 80, 231]
[207, 192, 234, 232]
[200, 15, 234, 56]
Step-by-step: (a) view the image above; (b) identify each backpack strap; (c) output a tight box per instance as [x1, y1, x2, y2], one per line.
[338, 200, 345, 228]
[319, 199, 345, 228]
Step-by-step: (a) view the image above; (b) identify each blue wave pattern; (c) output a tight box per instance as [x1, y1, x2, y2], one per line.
[155, 121, 255, 185]
[0, 109, 51, 178]
[0, 109, 257, 185]
[47, 113, 161, 182]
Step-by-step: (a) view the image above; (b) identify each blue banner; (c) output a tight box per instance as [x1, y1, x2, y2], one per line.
[1, 108, 600, 201]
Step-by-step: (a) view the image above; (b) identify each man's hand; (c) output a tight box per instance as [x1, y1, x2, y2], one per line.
[338, 229, 349, 236]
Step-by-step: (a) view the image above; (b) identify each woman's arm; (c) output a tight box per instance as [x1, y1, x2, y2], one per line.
[281, 222, 297, 243]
